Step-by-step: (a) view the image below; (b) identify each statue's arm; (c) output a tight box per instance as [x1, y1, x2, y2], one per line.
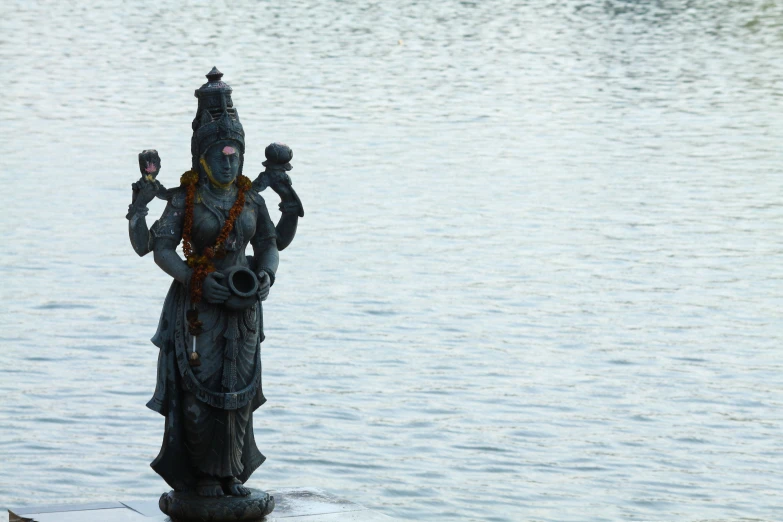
[251, 196, 280, 286]
[150, 195, 191, 285]
[126, 181, 167, 257]
[253, 239, 280, 278]
[127, 201, 153, 257]
[126, 150, 167, 257]
[153, 240, 192, 285]
[273, 186, 303, 251]
[252, 172, 304, 251]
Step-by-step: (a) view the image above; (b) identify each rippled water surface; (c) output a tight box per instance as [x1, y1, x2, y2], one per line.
[1, 1, 782, 520]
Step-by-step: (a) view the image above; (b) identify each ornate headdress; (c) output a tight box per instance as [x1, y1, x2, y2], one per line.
[191, 67, 245, 172]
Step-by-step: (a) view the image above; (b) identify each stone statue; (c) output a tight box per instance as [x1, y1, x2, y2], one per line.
[125, 67, 304, 521]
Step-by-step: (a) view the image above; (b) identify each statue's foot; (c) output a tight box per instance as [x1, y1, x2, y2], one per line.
[222, 476, 251, 497]
[196, 477, 225, 497]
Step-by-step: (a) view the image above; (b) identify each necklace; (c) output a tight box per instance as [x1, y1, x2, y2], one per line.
[179, 170, 252, 366]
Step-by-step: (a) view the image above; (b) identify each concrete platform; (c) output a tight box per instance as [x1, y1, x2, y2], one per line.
[8, 487, 399, 521]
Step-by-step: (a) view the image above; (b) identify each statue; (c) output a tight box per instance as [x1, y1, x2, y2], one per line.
[125, 67, 304, 521]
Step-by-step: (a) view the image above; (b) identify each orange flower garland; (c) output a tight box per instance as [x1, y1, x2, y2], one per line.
[180, 170, 252, 309]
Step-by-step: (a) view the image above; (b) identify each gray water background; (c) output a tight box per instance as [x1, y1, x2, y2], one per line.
[1, 1, 782, 520]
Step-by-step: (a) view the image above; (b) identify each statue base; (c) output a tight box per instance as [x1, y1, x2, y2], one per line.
[159, 488, 274, 521]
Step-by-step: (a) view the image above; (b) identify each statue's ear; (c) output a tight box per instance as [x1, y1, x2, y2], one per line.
[199, 156, 211, 177]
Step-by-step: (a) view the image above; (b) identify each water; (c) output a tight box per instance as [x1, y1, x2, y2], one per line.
[1, 1, 782, 520]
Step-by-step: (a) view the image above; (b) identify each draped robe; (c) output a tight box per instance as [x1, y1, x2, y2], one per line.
[146, 185, 276, 490]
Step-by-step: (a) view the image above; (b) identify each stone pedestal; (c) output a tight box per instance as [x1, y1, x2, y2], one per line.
[158, 488, 274, 521]
[8, 487, 398, 521]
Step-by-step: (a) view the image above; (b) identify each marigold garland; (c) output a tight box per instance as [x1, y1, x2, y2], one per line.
[180, 170, 252, 310]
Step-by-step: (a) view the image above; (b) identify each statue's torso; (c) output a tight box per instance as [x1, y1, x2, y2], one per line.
[191, 187, 259, 270]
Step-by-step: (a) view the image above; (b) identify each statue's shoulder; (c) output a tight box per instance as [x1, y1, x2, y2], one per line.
[245, 189, 266, 207]
[165, 186, 187, 208]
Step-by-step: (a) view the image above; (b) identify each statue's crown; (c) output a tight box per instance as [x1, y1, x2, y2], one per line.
[191, 67, 245, 168]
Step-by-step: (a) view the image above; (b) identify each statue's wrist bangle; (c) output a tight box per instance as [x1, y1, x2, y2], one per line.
[279, 201, 302, 215]
[258, 267, 276, 287]
[126, 203, 149, 220]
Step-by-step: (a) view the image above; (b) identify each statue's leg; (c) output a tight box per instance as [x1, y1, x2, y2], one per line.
[183, 392, 226, 497]
[220, 401, 253, 496]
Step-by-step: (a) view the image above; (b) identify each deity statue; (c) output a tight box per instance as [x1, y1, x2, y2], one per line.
[125, 67, 304, 520]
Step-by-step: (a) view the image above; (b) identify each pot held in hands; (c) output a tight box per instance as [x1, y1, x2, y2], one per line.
[221, 266, 259, 311]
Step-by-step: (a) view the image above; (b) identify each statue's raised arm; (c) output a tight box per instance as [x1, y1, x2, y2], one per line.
[251, 142, 304, 251]
[126, 149, 167, 257]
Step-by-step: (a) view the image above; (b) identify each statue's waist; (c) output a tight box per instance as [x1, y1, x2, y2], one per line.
[210, 253, 249, 271]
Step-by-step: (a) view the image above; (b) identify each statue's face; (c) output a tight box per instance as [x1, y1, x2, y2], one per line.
[203, 140, 241, 187]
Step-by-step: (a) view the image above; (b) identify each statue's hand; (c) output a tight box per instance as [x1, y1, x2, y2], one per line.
[131, 178, 162, 207]
[132, 150, 163, 207]
[269, 172, 294, 200]
[256, 271, 271, 302]
[202, 272, 230, 304]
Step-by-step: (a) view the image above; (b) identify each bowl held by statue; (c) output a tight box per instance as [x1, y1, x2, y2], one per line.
[222, 266, 259, 311]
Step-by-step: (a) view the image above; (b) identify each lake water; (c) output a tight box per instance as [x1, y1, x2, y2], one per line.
[1, 1, 782, 520]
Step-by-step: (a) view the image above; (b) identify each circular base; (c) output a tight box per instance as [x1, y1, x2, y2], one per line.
[159, 488, 275, 521]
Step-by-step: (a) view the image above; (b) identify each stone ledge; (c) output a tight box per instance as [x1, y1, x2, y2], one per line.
[8, 487, 399, 521]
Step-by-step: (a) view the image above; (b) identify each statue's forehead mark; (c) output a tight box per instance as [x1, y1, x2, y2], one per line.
[222, 145, 237, 155]
[145, 161, 158, 173]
